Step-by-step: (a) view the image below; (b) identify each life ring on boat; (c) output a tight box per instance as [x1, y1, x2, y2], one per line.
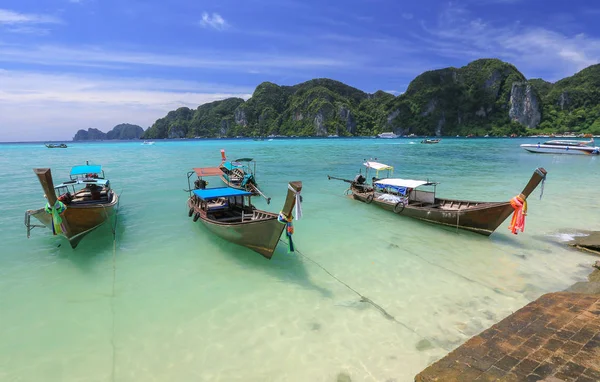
[365, 194, 374, 204]
[393, 202, 405, 214]
[188, 208, 194, 217]
[193, 213, 200, 222]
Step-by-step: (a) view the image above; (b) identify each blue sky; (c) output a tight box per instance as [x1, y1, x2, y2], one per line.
[1, 0, 598, 141]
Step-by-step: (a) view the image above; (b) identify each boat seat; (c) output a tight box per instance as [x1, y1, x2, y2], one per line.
[217, 216, 242, 222]
[70, 198, 109, 205]
[207, 200, 228, 211]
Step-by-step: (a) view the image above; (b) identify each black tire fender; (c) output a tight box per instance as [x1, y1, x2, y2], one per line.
[393, 202, 405, 214]
[365, 194, 374, 204]
[188, 208, 194, 217]
[193, 213, 200, 222]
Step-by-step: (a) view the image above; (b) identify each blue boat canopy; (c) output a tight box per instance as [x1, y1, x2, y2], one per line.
[193, 187, 252, 200]
[71, 165, 102, 176]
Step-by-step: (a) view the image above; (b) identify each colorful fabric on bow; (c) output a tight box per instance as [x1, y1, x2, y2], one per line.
[278, 211, 295, 252]
[508, 194, 527, 235]
[44, 200, 67, 235]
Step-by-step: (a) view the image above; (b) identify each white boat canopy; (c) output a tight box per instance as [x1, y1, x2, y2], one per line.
[363, 161, 393, 171]
[375, 178, 430, 189]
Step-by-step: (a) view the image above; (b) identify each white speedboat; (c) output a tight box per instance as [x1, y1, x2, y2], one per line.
[142, 141, 155, 145]
[521, 138, 599, 155]
[377, 132, 399, 139]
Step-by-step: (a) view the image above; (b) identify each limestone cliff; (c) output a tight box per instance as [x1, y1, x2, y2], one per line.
[509, 83, 541, 128]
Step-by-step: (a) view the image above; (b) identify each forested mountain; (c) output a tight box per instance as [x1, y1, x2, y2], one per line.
[143, 59, 600, 138]
[73, 124, 144, 141]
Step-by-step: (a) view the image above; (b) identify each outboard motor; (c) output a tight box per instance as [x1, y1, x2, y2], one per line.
[354, 174, 366, 185]
[194, 179, 208, 190]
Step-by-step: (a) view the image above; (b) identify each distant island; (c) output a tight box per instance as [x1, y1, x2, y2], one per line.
[142, 58, 600, 139]
[73, 123, 145, 141]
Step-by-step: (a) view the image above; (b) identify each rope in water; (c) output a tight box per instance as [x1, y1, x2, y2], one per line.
[282, 240, 451, 351]
[108, 191, 122, 382]
[319, 187, 512, 296]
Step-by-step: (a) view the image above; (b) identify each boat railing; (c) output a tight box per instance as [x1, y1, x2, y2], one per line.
[24, 210, 45, 238]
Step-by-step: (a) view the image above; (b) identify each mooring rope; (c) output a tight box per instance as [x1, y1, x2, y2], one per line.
[283, 241, 451, 351]
[109, 191, 122, 382]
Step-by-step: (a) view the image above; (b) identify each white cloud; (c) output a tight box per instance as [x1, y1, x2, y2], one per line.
[418, 3, 600, 80]
[0, 8, 61, 25]
[402, 13, 413, 20]
[5, 26, 50, 35]
[0, 43, 350, 71]
[383, 90, 403, 96]
[199, 12, 228, 30]
[0, 70, 252, 142]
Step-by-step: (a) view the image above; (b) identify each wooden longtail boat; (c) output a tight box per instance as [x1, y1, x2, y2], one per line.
[328, 161, 547, 236]
[421, 139, 441, 144]
[24, 163, 118, 248]
[186, 167, 302, 259]
[45, 143, 68, 148]
[218, 149, 271, 204]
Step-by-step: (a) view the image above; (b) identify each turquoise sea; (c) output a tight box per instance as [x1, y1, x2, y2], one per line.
[1, 138, 599, 382]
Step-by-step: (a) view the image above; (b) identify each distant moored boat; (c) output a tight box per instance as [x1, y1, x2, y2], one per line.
[521, 138, 599, 155]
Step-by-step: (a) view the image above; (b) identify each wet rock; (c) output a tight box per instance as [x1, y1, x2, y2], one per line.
[565, 281, 600, 294]
[568, 231, 600, 255]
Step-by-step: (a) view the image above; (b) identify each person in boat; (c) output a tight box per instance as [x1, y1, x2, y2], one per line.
[86, 183, 102, 200]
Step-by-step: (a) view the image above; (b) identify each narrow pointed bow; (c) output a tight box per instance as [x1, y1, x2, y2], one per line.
[520, 168, 547, 199]
[282, 181, 302, 219]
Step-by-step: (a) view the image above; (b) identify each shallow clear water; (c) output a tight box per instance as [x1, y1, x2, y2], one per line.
[1, 138, 599, 381]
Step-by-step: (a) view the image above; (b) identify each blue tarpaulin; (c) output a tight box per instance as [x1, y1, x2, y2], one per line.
[193, 187, 252, 200]
[70, 165, 102, 175]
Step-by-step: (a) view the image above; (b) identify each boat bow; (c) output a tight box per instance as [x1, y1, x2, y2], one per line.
[519, 168, 547, 200]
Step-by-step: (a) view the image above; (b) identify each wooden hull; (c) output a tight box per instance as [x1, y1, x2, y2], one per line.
[29, 195, 118, 248]
[220, 175, 250, 192]
[352, 191, 511, 235]
[187, 181, 301, 259]
[188, 198, 284, 258]
[220, 174, 271, 203]
[340, 168, 546, 236]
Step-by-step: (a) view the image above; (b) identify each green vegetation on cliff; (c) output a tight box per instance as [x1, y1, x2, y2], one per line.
[73, 124, 144, 141]
[388, 59, 530, 137]
[535, 64, 600, 135]
[142, 59, 600, 138]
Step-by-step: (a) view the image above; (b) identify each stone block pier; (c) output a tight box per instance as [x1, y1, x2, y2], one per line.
[415, 292, 600, 381]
